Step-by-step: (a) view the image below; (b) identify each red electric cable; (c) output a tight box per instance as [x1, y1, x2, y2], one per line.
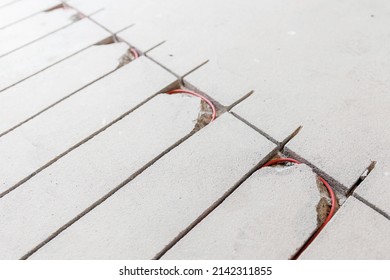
[130, 48, 139, 59]
[166, 89, 217, 121]
[261, 158, 336, 257]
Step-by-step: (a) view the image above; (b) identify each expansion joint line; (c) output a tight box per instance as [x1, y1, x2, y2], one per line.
[261, 158, 336, 259]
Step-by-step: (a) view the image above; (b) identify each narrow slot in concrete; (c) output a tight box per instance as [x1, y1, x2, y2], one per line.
[346, 161, 377, 197]
[0, 78, 181, 200]
[0, 43, 135, 140]
[94, 37, 140, 67]
[21, 83, 242, 260]
[226, 90, 254, 112]
[44, 3, 67, 12]
[284, 147, 348, 195]
[154, 146, 279, 260]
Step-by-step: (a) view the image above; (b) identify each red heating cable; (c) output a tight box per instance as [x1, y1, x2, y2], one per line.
[166, 89, 217, 121]
[261, 158, 336, 256]
[130, 48, 139, 59]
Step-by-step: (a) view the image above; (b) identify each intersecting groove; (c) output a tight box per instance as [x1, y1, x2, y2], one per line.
[346, 161, 377, 197]
[44, 3, 67, 12]
[283, 147, 348, 195]
[230, 112, 279, 145]
[226, 90, 254, 112]
[22, 84, 229, 260]
[0, 54, 130, 140]
[181, 60, 210, 80]
[153, 147, 279, 260]
[280, 126, 302, 149]
[144, 54, 180, 78]
[0, 5, 85, 59]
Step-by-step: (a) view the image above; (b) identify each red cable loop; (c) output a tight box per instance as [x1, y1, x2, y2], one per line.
[261, 158, 336, 256]
[130, 48, 139, 59]
[166, 89, 217, 121]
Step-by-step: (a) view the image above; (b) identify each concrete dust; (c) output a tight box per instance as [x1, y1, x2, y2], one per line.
[192, 100, 213, 133]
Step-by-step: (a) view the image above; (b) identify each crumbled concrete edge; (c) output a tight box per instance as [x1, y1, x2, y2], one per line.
[265, 153, 340, 227]
[117, 49, 137, 68]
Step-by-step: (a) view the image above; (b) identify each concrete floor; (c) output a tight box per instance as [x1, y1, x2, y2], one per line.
[0, 0, 389, 259]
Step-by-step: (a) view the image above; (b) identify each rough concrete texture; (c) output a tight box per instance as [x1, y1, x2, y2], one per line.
[355, 161, 390, 218]
[0, 94, 200, 260]
[0, 19, 109, 91]
[0, 43, 129, 136]
[0, 0, 59, 28]
[0, 56, 176, 196]
[0, 7, 78, 57]
[162, 165, 321, 260]
[301, 197, 390, 259]
[30, 114, 276, 259]
[92, 0, 390, 193]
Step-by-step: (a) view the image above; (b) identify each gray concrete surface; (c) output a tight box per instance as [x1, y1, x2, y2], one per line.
[0, 94, 200, 259]
[163, 165, 321, 259]
[30, 114, 276, 259]
[301, 197, 390, 259]
[0, 56, 175, 196]
[0, 0, 59, 28]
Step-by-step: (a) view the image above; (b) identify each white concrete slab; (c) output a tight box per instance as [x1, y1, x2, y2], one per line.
[30, 113, 276, 259]
[0, 56, 176, 196]
[0, 19, 109, 91]
[301, 197, 390, 259]
[0, 43, 129, 136]
[163, 164, 321, 259]
[0, 0, 17, 8]
[0, 8, 78, 57]
[0, 94, 201, 259]
[0, 0, 59, 29]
